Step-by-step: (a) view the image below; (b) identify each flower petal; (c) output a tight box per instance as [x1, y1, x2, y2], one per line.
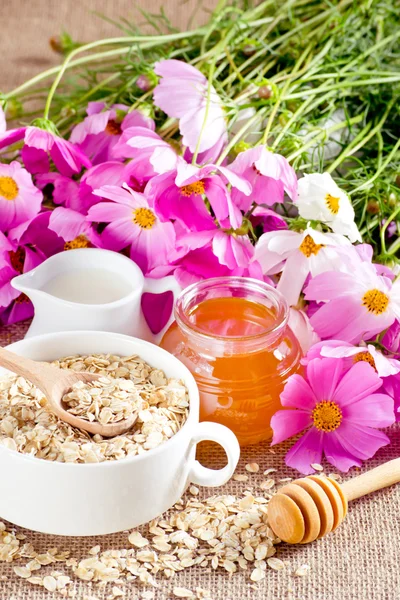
[284, 428, 324, 475]
[306, 357, 345, 402]
[280, 374, 317, 410]
[333, 422, 391, 461]
[322, 432, 362, 472]
[343, 393, 394, 428]
[271, 410, 312, 445]
[332, 361, 383, 407]
[277, 252, 309, 306]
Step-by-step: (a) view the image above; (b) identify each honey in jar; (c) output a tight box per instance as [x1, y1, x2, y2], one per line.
[160, 277, 302, 446]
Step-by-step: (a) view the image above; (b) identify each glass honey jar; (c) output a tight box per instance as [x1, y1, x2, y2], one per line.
[160, 277, 302, 446]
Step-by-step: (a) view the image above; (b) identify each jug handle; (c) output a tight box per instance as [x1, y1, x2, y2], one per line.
[142, 276, 182, 345]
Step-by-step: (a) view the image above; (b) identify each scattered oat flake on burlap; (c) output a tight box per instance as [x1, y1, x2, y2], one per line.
[43, 575, 57, 592]
[112, 586, 125, 597]
[173, 587, 195, 598]
[189, 485, 199, 495]
[250, 567, 265, 582]
[295, 564, 311, 577]
[260, 479, 275, 490]
[128, 531, 149, 547]
[311, 463, 324, 471]
[233, 474, 248, 482]
[245, 462, 259, 473]
[267, 557, 285, 570]
[263, 468, 276, 476]
[13, 566, 31, 578]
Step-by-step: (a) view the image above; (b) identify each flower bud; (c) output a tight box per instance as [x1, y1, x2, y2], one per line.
[136, 72, 158, 92]
[366, 200, 379, 214]
[232, 141, 251, 156]
[256, 79, 277, 102]
[240, 38, 261, 57]
[382, 321, 400, 356]
[258, 85, 273, 99]
[5, 98, 23, 120]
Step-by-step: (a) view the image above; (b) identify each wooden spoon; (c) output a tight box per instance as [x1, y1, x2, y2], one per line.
[0, 346, 137, 437]
[268, 458, 400, 544]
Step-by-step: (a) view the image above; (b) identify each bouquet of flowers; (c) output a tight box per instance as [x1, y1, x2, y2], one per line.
[0, 0, 399, 474]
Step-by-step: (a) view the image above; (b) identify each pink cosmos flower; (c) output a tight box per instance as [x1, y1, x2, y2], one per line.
[305, 339, 400, 376]
[305, 261, 400, 343]
[0, 122, 91, 176]
[153, 59, 227, 159]
[36, 172, 81, 211]
[271, 357, 395, 474]
[70, 102, 154, 164]
[176, 223, 256, 271]
[250, 205, 288, 233]
[147, 160, 250, 231]
[0, 213, 62, 324]
[227, 146, 297, 212]
[150, 244, 263, 289]
[255, 227, 352, 306]
[113, 127, 178, 175]
[49, 207, 102, 249]
[88, 184, 175, 273]
[0, 161, 43, 230]
[382, 321, 400, 356]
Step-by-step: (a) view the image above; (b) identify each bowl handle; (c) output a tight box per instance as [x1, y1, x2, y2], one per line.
[188, 422, 240, 487]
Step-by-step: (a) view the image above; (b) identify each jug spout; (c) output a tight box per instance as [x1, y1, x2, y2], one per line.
[11, 270, 41, 295]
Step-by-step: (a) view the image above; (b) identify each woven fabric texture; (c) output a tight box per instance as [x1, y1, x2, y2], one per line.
[0, 320, 399, 600]
[0, 0, 216, 92]
[1, 1, 400, 597]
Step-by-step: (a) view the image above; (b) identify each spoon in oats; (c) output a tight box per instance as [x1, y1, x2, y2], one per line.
[0, 346, 138, 437]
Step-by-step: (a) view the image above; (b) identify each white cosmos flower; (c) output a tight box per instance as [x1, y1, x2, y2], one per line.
[296, 172, 361, 243]
[254, 226, 351, 306]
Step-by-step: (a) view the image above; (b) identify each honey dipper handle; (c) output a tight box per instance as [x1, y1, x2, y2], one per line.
[341, 458, 400, 502]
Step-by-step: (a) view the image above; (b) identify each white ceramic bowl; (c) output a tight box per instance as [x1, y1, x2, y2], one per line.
[0, 331, 240, 536]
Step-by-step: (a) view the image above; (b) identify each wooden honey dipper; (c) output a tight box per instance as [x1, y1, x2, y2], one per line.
[268, 458, 400, 544]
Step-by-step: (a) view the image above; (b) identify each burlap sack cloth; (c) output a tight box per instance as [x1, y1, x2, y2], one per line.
[0, 319, 399, 600]
[1, 2, 400, 598]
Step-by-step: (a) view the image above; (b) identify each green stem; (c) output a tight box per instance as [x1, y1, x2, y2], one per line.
[287, 115, 364, 161]
[215, 108, 268, 166]
[285, 76, 400, 99]
[380, 206, 400, 255]
[326, 99, 395, 173]
[261, 43, 313, 146]
[351, 138, 400, 194]
[387, 236, 400, 256]
[5, 29, 206, 101]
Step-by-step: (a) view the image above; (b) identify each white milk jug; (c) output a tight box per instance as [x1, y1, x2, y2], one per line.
[11, 248, 181, 342]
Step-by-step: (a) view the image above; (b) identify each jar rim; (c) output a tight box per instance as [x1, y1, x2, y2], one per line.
[174, 276, 289, 349]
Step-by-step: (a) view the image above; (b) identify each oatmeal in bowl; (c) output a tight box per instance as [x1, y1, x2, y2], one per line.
[0, 353, 189, 463]
[0, 331, 240, 536]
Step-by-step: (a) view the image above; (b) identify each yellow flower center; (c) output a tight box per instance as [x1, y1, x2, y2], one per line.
[299, 234, 325, 258]
[312, 401, 342, 432]
[0, 176, 19, 201]
[362, 289, 389, 315]
[9, 248, 25, 273]
[353, 351, 376, 370]
[325, 193, 340, 214]
[133, 207, 156, 230]
[180, 181, 205, 197]
[105, 119, 122, 135]
[64, 235, 91, 251]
